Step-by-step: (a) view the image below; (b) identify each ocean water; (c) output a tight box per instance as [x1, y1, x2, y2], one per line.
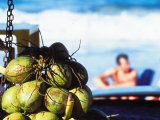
[1, 1, 160, 90]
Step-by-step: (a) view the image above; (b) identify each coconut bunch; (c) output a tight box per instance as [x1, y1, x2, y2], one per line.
[0, 42, 101, 120]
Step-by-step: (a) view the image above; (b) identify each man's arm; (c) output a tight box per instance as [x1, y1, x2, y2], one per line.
[94, 68, 116, 89]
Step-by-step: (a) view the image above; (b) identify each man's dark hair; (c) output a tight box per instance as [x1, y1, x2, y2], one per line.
[116, 53, 128, 65]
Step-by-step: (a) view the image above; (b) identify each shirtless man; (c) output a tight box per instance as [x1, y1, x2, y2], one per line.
[94, 53, 137, 89]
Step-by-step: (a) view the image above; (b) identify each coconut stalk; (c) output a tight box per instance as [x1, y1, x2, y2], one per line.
[62, 93, 74, 120]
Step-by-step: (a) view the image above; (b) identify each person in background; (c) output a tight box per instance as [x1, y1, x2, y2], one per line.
[94, 53, 137, 89]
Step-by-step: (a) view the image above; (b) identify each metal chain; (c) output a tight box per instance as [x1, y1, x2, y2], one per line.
[4, 0, 14, 67]
[1, 0, 15, 89]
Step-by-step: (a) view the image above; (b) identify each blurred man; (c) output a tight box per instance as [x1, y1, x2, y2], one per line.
[94, 53, 137, 89]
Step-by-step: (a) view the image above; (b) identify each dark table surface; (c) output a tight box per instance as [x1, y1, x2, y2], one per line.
[91, 100, 160, 120]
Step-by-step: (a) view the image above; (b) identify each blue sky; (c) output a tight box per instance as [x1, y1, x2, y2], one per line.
[1, 0, 160, 13]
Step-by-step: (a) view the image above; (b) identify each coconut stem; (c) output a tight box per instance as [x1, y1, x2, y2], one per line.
[63, 93, 74, 120]
[0, 65, 6, 75]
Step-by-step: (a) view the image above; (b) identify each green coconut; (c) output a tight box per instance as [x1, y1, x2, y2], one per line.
[69, 85, 93, 119]
[1, 85, 21, 113]
[4, 56, 36, 83]
[84, 85, 93, 106]
[67, 61, 88, 89]
[44, 87, 69, 115]
[3, 112, 28, 120]
[34, 111, 60, 120]
[17, 80, 45, 113]
[46, 63, 72, 88]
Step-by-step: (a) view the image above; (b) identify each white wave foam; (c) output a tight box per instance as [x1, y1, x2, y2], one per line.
[1, 9, 160, 54]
